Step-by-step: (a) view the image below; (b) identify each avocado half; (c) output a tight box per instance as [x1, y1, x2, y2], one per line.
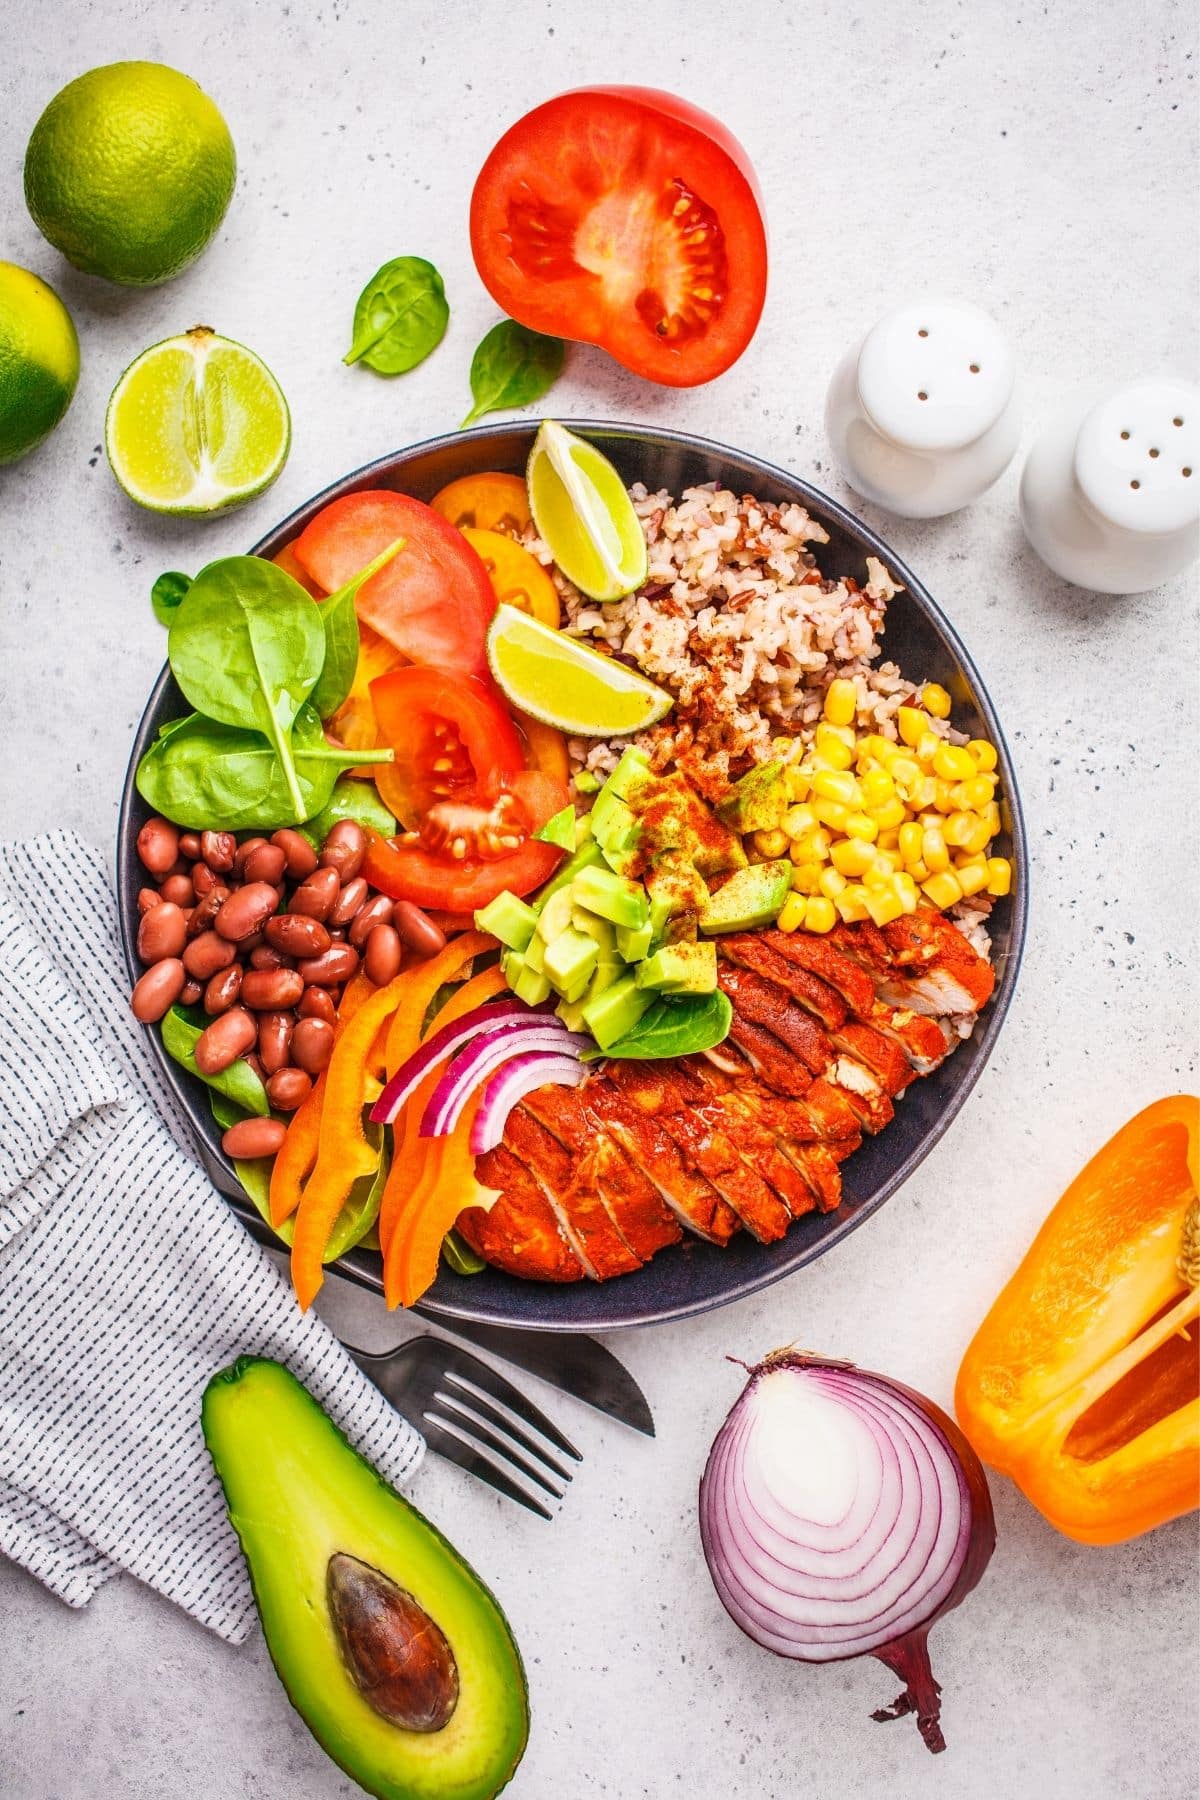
[202, 1358, 528, 1800]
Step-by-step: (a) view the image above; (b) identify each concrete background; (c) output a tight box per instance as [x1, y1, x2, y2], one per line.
[1, 1, 1196, 1795]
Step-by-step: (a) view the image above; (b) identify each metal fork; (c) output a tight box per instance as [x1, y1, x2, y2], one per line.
[346, 1336, 582, 1520]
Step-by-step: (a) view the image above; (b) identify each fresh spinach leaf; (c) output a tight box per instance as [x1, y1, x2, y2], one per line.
[151, 570, 191, 628]
[135, 706, 393, 831]
[587, 990, 733, 1061]
[297, 776, 396, 848]
[441, 1229, 486, 1275]
[309, 536, 406, 720]
[344, 256, 450, 376]
[162, 1005, 270, 1115]
[533, 804, 576, 850]
[245, 1117, 389, 1259]
[209, 1091, 246, 1132]
[461, 319, 565, 428]
[168, 556, 327, 823]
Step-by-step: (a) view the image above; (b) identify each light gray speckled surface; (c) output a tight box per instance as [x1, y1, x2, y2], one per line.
[1, 2, 1197, 1797]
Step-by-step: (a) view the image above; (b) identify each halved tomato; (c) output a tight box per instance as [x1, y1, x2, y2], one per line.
[364, 769, 569, 911]
[470, 87, 767, 387]
[293, 491, 496, 678]
[369, 665, 525, 827]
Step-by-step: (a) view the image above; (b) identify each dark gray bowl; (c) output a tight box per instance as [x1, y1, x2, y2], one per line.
[117, 420, 1027, 1331]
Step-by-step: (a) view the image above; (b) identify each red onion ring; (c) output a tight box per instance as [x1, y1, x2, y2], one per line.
[699, 1351, 995, 1753]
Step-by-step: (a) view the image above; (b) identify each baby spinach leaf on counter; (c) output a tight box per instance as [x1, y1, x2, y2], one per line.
[460, 319, 565, 428]
[297, 775, 397, 849]
[308, 537, 407, 721]
[343, 256, 450, 376]
[162, 1005, 270, 1116]
[533, 805, 576, 850]
[441, 1229, 486, 1275]
[135, 707, 393, 831]
[588, 990, 733, 1062]
[151, 570, 191, 628]
[168, 556, 327, 823]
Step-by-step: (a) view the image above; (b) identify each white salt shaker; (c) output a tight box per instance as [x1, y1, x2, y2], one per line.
[1019, 379, 1199, 592]
[825, 298, 1021, 518]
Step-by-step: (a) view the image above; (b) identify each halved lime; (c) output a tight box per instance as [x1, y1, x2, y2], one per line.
[105, 326, 290, 514]
[487, 603, 672, 737]
[526, 420, 648, 601]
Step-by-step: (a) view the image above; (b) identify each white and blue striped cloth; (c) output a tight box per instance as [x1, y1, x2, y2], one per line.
[0, 832, 423, 1644]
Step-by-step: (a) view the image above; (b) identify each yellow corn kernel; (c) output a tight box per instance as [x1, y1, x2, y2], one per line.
[957, 860, 989, 897]
[981, 800, 1001, 837]
[772, 735, 803, 763]
[753, 827, 789, 858]
[859, 733, 894, 765]
[784, 803, 817, 837]
[953, 775, 998, 812]
[804, 896, 836, 934]
[866, 887, 906, 927]
[785, 767, 811, 802]
[899, 821, 924, 866]
[921, 682, 952, 719]
[835, 884, 872, 923]
[915, 731, 942, 766]
[867, 796, 907, 831]
[887, 754, 921, 789]
[818, 867, 848, 900]
[876, 828, 901, 853]
[932, 742, 977, 783]
[843, 811, 878, 843]
[986, 856, 1012, 896]
[812, 769, 860, 807]
[830, 837, 876, 877]
[944, 810, 977, 848]
[967, 739, 998, 772]
[922, 826, 950, 872]
[907, 774, 938, 810]
[814, 797, 851, 833]
[858, 768, 895, 810]
[892, 871, 920, 913]
[812, 734, 854, 772]
[963, 813, 995, 855]
[907, 858, 929, 882]
[931, 779, 957, 814]
[823, 678, 858, 727]
[955, 851, 988, 876]
[897, 706, 928, 747]
[922, 870, 964, 909]
[863, 858, 893, 892]
[790, 861, 824, 894]
[777, 893, 808, 933]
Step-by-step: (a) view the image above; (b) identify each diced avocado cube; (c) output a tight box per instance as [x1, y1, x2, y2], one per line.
[475, 890, 538, 952]
[646, 853, 709, 921]
[571, 907, 619, 956]
[537, 886, 575, 943]
[640, 772, 747, 877]
[543, 927, 599, 997]
[574, 810, 594, 846]
[634, 941, 718, 994]
[582, 973, 652, 1051]
[716, 760, 789, 834]
[573, 769, 602, 795]
[560, 970, 595, 1006]
[534, 804, 576, 850]
[616, 918, 654, 962]
[513, 961, 552, 1006]
[501, 948, 524, 987]
[556, 995, 589, 1031]
[523, 932, 547, 976]
[605, 746, 653, 805]
[535, 839, 604, 908]
[648, 890, 675, 944]
[573, 865, 651, 931]
[590, 783, 640, 853]
[598, 836, 640, 878]
[700, 860, 794, 934]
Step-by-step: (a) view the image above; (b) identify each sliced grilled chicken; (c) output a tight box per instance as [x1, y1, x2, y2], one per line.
[503, 1109, 642, 1279]
[460, 1145, 585, 1281]
[719, 933, 848, 1030]
[591, 1077, 739, 1245]
[521, 1086, 682, 1261]
[717, 965, 834, 1074]
[865, 1002, 952, 1076]
[753, 928, 877, 1017]
[831, 908, 995, 1017]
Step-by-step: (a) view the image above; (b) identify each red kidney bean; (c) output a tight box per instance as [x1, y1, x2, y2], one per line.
[137, 901, 188, 965]
[203, 964, 243, 1016]
[243, 1051, 268, 1084]
[297, 986, 337, 1025]
[178, 832, 202, 861]
[221, 1117, 287, 1160]
[158, 873, 195, 908]
[187, 886, 229, 938]
[241, 968, 305, 1011]
[327, 927, 347, 942]
[319, 819, 366, 881]
[213, 881, 278, 943]
[257, 1011, 295, 1075]
[266, 1067, 313, 1112]
[250, 944, 294, 971]
[130, 958, 186, 1022]
[137, 886, 162, 916]
[364, 924, 402, 987]
[348, 894, 394, 947]
[195, 1007, 257, 1074]
[242, 842, 287, 886]
[264, 913, 332, 958]
[271, 827, 319, 879]
[330, 876, 369, 927]
[392, 900, 447, 957]
[200, 829, 237, 872]
[233, 836, 268, 875]
[191, 862, 220, 898]
[183, 931, 238, 980]
[136, 817, 179, 876]
[180, 978, 203, 1006]
[291, 1016, 334, 1076]
[298, 944, 359, 986]
[290, 866, 340, 921]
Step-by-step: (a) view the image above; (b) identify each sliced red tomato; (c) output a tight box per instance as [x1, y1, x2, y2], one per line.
[364, 770, 568, 911]
[293, 491, 496, 678]
[470, 87, 767, 388]
[369, 665, 524, 827]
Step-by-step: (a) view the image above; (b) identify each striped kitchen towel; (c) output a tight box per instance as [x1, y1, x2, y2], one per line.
[0, 831, 423, 1645]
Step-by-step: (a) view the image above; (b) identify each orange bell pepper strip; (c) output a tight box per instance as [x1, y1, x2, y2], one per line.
[268, 973, 375, 1229]
[956, 1095, 1200, 1545]
[386, 1094, 486, 1309]
[381, 930, 493, 1073]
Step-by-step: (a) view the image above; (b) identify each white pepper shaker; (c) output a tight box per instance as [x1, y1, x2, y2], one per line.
[825, 298, 1021, 518]
[1019, 379, 1199, 592]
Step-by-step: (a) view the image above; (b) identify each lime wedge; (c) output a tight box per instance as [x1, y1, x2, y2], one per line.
[487, 603, 672, 737]
[105, 326, 290, 514]
[526, 420, 648, 601]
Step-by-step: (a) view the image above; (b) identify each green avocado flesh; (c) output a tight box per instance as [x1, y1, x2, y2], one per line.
[202, 1358, 528, 1800]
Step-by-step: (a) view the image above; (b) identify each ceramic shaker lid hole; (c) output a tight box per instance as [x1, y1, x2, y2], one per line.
[1074, 379, 1199, 536]
[855, 298, 1016, 453]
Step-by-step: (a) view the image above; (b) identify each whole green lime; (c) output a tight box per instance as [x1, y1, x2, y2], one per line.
[0, 261, 80, 464]
[24, 62, 236, 287]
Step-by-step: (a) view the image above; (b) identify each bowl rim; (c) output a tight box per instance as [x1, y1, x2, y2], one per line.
[117, 417, 1028, 1331]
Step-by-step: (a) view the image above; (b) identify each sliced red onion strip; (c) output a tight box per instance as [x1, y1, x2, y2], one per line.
[470, 1052, 590, 1154]
[369, 999, 554, 1124]
[421, 1027, 591, 1139]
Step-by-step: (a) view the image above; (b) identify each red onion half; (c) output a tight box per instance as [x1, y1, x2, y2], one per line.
[699, 1351, 995, 1754]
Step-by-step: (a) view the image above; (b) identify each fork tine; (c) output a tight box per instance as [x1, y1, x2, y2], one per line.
[441, 1372, 577, 1483]
[420, 1415, 553, 1521]
[432, 1393, 568, 1500]
[433, 1342, 582, 1462]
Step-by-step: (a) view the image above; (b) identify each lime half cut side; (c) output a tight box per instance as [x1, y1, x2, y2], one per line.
[487, 603, 673, 738]
[105, 326, 290, 513]
[526, 420, 648, 602]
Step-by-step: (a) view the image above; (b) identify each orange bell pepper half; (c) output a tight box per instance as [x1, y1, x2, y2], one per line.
[956, 1095, 1200, 1545]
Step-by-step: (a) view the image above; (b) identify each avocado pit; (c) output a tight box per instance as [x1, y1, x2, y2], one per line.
[327, 1552, 460, 1732]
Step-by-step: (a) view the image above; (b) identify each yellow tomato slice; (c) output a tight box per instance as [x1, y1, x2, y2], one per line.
[463, 527, 560, 628]
[431, 471, 531, 534]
